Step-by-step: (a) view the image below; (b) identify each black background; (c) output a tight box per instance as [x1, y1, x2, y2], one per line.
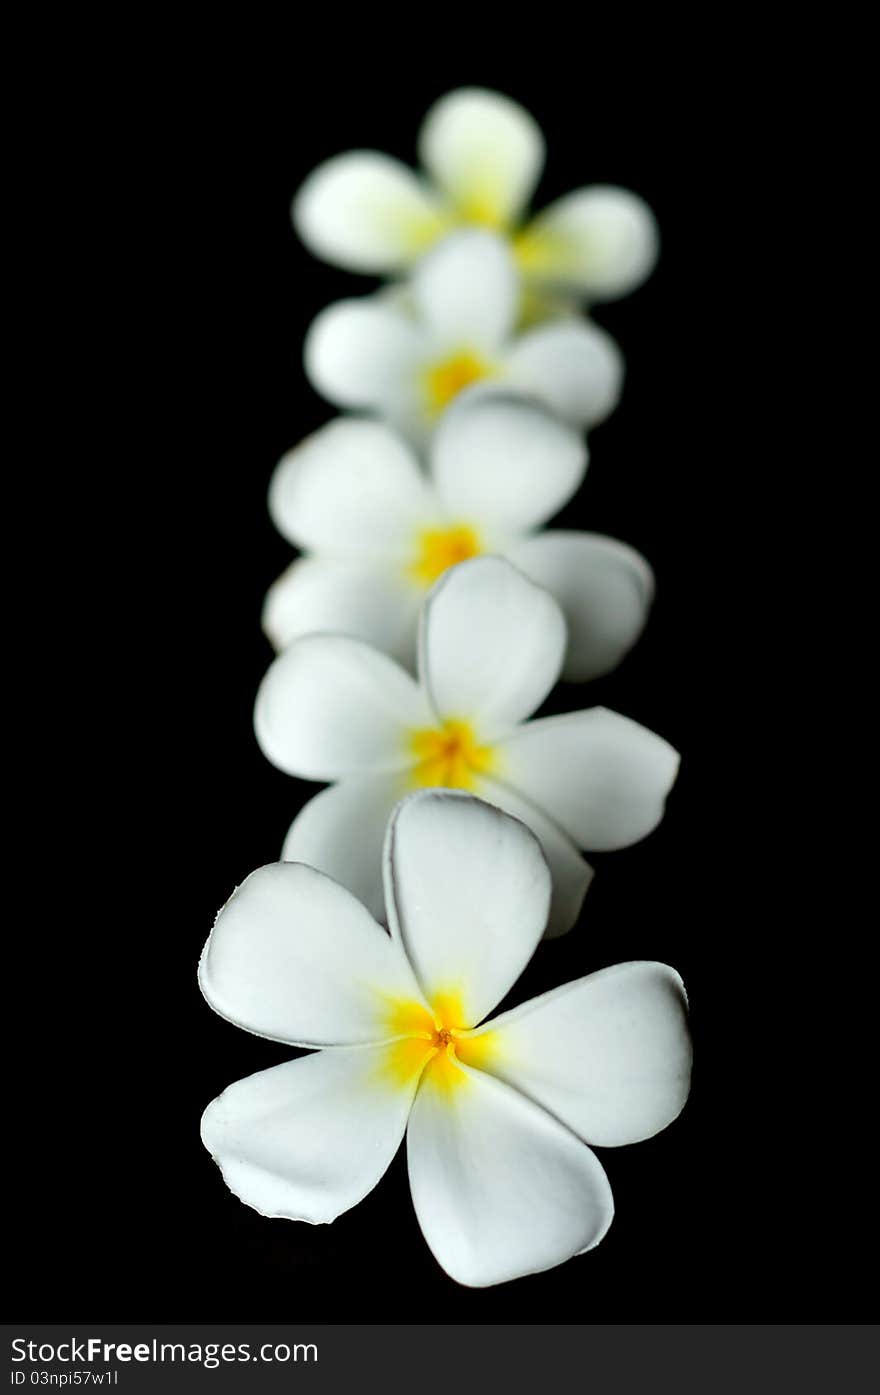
[11, 47, 855, 1322]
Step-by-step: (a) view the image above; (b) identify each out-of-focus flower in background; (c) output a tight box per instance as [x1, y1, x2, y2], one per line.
[294, 87, 658, 314]
[304, 230, 623, 441]
[263, 392, 653, 682]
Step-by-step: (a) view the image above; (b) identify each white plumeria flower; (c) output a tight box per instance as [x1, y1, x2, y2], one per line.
[255, 556, 679, 937]
[200, 790, 692, 1288]
[264, 392, 654, 683]
[294, 86, 658, 310]
[304, 229, 623, 442]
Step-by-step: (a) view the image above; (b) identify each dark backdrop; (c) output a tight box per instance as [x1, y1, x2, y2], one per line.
[12, 51, 844, 1322]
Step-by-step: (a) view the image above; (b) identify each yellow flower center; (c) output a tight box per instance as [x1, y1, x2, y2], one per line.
[455, 192, 507, 230]
[422, 348, 494, 414]
[409, 718, 497, 790]
[380, 991, 497, 1093]
[409, 523, 482, 587]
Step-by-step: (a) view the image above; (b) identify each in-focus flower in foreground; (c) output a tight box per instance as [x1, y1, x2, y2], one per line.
[294, 86, 658, 309]
[256, 556, 679, 936]
[200, 791, 692, 1287]
[304, 230, 622, 442]
[264, 392, 654, 681]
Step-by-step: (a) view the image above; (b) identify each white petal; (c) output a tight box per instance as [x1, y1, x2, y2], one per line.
[419, 556, 565, 736]
[383, 791, 550, 1026]
[505, 319, 624, 428]
[262, 557, 420, 665]
[293, 151, 448, 272]
[517, 185, 659, 300]
[478, 777, 593, 938]
[467, 962, 691, 1148]
[304, 298, 424, 412]
[407, 1064, 613, 1287]
[507, 531, 655, 682]
[199, 862, 423, 1047]
[255, 634, 431, 779]
[430, 392, 587, 536]
[268, 417, 436, 551]
[202, 1047, 417, 1222]
[283, 774, 410, 925]
[411, 230, 517, 351]
[497, 708, 680, 851]
[418, 87, 544, 228]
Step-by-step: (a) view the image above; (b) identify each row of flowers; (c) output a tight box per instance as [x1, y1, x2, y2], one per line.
[199, 88, 692, 1289]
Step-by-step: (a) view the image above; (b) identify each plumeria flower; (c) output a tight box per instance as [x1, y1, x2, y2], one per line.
[264, 392, 654, 683]
[200, 790, 692, 1287]
[294, 86, 658, 312]
[304, 229, 623, 442]
[255, 556, 679, 937]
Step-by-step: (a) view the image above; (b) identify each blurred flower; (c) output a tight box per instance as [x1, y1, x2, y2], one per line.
[294, 86, 658, 310]
[256, 556, 678, 936]
[304, 230, 623, 441]
[201, 790, 692, 1287]
[264, 392, 653, 683]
